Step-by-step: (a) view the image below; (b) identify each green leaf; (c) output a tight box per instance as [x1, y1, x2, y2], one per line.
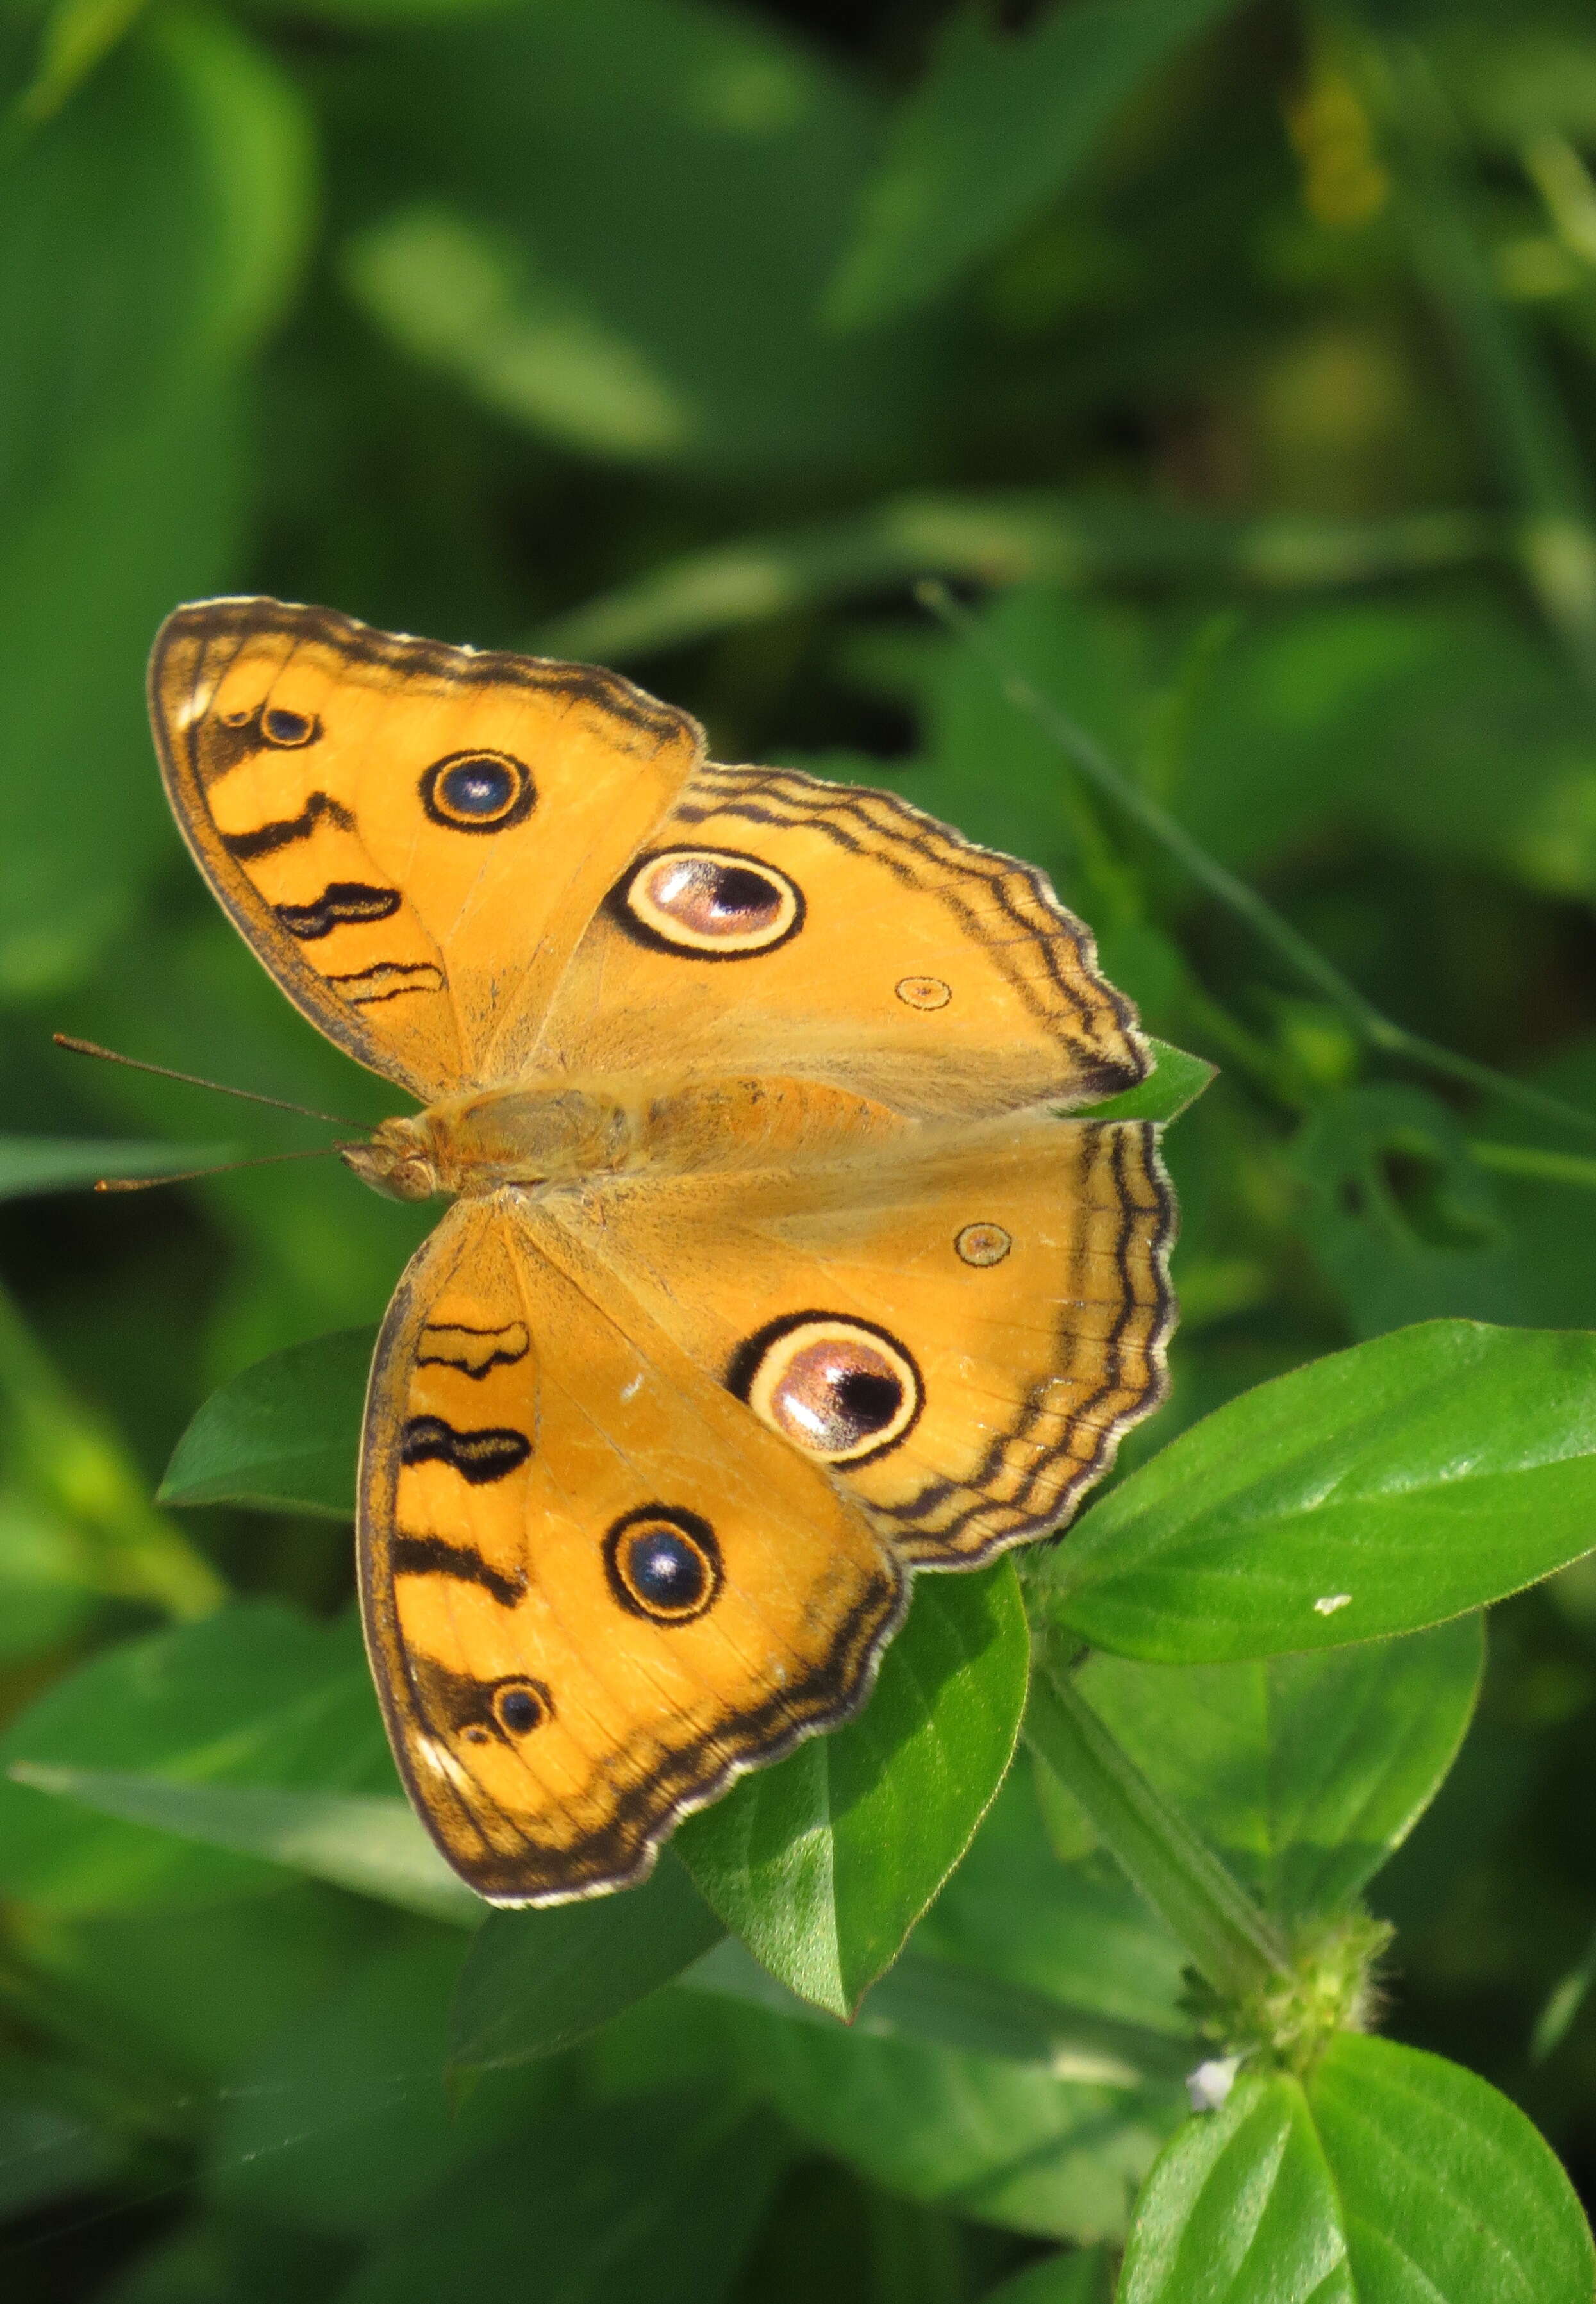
[0, 1603, 392, 1911]
[340, 2093, 788, 2304]
[913, 1767, 1190, 2042]
[1292, 1086, 1520, 1337]
[0, 2066, 126, 2218]
[210, 1935, 561, 2240]
[733, 2010, 1181, 2244]
[826, 0, 1245, 328]
[0, 12, 311, 994]
[1074, 1617, 1484, 1920]
[681, 1937, 1188, 2088]
[160, 1325, 374, 1518]
[0, 1280, 224, 1621]
[0, 1137, 231, 1199]
[340, 0, 932, 480]
[677, 1562, 1030, 2016]
[1088, 1039, 1214, 1124]
[983, 2248, 1115, 2304]
[8, 1766, 477, 1925]
[450, 1855, 726, 2072]
[1120, 2036, 1595, 2302]
[1039, 1323, 1596, 1662]
[532, 497, 1490, 667]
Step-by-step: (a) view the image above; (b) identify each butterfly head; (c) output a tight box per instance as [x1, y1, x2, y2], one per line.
[341, 1117, 441, 1203]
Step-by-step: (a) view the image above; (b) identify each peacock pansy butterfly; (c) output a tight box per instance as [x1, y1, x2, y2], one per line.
[149, 597, 1176, 1906]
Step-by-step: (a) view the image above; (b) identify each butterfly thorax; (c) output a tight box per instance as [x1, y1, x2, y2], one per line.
[343, 1074, 912, 1203]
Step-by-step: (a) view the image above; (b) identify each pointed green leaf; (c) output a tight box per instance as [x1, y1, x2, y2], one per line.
[1040, 1323, 1596, 1661]
[826, 0, 1245, 328]
[160, 1325, 374, 1518]
[450, 1855, 726, 2071]
[8, 1766, 477, 1925]
[681, 1936, 1188, 2087]
[1074, 1617, 1484, 1919]
[0, 1603, 392, 1910]
[1087, 1038, 1214, 1124]
[677, 1562, 1029, 2016]
[0, 1137, 231, 1198]
[1120, 2036, 1594, 2302]
[731, 2008, 1181, 2244]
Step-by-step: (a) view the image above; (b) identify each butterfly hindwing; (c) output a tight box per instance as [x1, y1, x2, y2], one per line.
[360, 1195, 904, 1904]
[151, 598, 702, 1100]
[538, 1107, 1174, 1567]
[532, 762, 1150, 1119]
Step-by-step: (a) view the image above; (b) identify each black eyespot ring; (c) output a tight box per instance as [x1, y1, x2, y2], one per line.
[726, 1310, 923, 1465]
[606, 847, 804, 959]
[261, 705, 320, 749]
[419, 750, 535, 833]
[603, 1505, 722, 1623]
[490, 1678, 553, 1738]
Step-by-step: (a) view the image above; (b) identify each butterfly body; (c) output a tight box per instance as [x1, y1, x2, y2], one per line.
[151, 596, 1176, 1905]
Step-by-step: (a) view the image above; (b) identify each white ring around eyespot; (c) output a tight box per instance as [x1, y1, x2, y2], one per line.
[622, 848, 803, 956]
[740, 1317, 922, 1464]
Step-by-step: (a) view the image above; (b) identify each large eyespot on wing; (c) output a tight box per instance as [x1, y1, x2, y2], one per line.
[727, 1314, 922, 1465]
[359, 1197, 905, 1907]
[608, 847, 804, 958]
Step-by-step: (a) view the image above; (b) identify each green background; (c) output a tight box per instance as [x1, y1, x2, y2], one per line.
[6, 0, 1596, 2295]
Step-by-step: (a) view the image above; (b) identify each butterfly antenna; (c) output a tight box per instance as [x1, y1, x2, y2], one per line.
[96, 1144, 360, 1194]
[53, 1034, 374, 1131]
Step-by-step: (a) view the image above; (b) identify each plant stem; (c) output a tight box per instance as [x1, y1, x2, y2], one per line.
[919, 580, 1596, 1148]
[1469, 1140, 1596, 1192]
[1025, 1658, 1288, 2008]
[1369, 35, 1596, 710]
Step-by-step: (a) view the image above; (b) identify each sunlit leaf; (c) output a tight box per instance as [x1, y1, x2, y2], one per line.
[160, 1325, 373, 1519]
[9, 1764, 476, 1924]
[1090, 1039, 1214, 1124]
[1120, 2037, 1595, 2302]
[0, 1603, 390, 1911]
[1040, 1323, 1596, 1662]
[677, 1563, 1029, 2016]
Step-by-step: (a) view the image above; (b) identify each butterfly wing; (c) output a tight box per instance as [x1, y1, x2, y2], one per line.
[531, 762, 1149, 1119]
[150, 598, 702, 1101]
[360, 1194, 904, 1903]
[537, 1109, 1174, 1567]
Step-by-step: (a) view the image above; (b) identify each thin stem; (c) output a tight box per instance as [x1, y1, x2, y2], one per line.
[1468, 1140, 1596, 1193]
[918, 581, 1596, 1147]
[1367, 35, 1596, 709]
[1026, 1660, 1288, 2008]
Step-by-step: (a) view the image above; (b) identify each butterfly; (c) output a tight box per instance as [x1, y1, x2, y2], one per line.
[149, 597, 1176, 1907]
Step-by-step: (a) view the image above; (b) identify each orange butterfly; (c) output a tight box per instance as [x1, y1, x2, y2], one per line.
[151, 597, 1174, 1905]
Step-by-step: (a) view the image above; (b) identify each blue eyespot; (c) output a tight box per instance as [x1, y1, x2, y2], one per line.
[420, 751, 534, 832]
[604, 1507, 722, 1623]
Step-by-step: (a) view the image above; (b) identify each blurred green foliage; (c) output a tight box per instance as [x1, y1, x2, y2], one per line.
[8, 0, 1596, 2295]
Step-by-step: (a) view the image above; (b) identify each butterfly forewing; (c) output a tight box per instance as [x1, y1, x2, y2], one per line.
[151, 598, 702, 1099]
